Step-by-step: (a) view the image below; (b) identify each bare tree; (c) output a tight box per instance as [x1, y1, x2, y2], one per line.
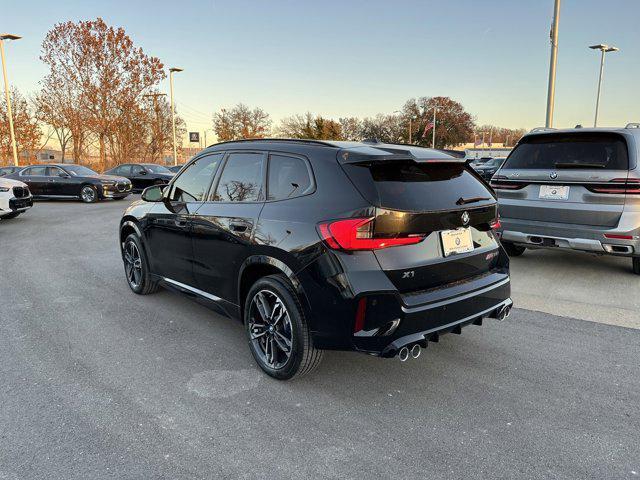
[338, 117, 362, 141]
[277, 112, 342, 140]
[359, 114, 404, 143]
[33, 89, 72, 160]
[213, 104, 271, 141]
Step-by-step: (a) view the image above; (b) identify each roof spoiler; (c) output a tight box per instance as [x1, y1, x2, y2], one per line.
[529, 127, 557, 133]
[338, 149, 466, 165]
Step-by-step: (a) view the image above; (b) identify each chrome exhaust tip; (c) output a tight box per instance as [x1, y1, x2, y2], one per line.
[398, 346, 410, 362]
[410, 344, 421, 359]
[504, 306, 512, 319]
[497, 306, 508, 321]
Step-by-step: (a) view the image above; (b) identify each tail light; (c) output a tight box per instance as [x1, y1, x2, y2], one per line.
[490, 175, 526, 190]
[604, 233, 634, 240]
[318, 217, 426, 251]
[588, 178, 640, 194]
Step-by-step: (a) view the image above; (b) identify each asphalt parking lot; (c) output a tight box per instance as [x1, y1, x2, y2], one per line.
[1, 198, 639, 480]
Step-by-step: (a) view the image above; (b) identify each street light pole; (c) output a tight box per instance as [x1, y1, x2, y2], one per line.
[590, 44, 618, 127]
[0, 33, 22, 167]
[545, 0, 561, 128]
[169, 67, 183, 166]
[432, 106, 437, 149]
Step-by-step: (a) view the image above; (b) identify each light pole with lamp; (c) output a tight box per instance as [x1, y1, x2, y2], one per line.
[589, 44, 618, 127]
[169, 67, 183, 166]
[0, 33, 21, 166]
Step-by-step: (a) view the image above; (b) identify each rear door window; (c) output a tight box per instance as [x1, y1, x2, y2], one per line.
[342, 161, 494, 212]
[24, 166, 47, 176]
[504, 133, 629, 170]
[267, 154, 313, 200]
[212, 153, 266, 202]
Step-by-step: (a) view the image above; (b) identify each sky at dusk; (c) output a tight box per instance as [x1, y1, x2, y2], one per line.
[4, 0, 640, 136]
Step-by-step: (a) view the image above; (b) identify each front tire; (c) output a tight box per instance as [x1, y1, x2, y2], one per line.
[502, 241, 526, 257]
[633, 257, 640, 275]
[122, 233, 159, 294]
[80, 185, 98, 203]
[244, 274, 323, 380]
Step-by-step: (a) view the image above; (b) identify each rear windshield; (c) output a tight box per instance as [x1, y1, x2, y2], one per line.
[504, 133, 629, 170]
[342, 161, 494, 212]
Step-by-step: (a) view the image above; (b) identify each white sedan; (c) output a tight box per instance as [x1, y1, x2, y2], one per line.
[0, 176, 33, 219]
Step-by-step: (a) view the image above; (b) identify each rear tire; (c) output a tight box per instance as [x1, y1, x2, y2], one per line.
[633, 257, 640, 275]
[244, 274, 323, 380]
[122, 233, 159, 294]
[2, 212, 20, 219]
[502, 241, 526, 257]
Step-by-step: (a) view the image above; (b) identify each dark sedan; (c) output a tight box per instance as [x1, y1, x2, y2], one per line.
[167, 164, 185, 174]
[0, 166, 22, 177]
[5, 164, 132, 203]
[104, 163, 174, 192]
[472, 157, 506, 181]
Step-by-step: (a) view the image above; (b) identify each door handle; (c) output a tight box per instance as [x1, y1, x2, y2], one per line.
[229, 221, 251, 233]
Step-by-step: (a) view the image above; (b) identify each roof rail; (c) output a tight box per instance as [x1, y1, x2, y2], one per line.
[205, 138, 337, 149]
[529, 127, 557, 133]
[625, 123, 640, 129]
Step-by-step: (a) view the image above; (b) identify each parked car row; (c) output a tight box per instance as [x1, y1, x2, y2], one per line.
[0, 162, 182, 215]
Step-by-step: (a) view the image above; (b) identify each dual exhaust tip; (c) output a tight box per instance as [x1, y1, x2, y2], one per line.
[496, 305, 512, 321]
[398, 344, 422, 362]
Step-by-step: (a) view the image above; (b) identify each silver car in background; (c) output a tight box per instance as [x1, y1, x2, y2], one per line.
[492, 125, 640, 275]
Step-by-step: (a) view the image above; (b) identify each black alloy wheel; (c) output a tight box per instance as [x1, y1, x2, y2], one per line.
[122, 234, 158, 294]
[245, 274, 323, 380]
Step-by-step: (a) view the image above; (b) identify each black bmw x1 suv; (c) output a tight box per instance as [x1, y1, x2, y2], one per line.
[119, 139, 512, 379]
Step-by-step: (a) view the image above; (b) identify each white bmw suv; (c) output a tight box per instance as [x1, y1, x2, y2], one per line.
[0, 176, 33, 219]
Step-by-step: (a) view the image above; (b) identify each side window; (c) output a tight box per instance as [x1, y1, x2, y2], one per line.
[168, 154, 222, 202]
[25, 166, 47, 176]
[115, 165, 130, 176]
[46, 167, 63, 177]
[267, 154, 313, 200]
[212, 153, 265, 202]
[131, 165, 146, 175]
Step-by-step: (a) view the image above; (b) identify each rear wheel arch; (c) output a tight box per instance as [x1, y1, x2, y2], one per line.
[237, 256, 308, 319]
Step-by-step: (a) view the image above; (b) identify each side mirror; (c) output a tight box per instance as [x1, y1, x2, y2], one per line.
[59, 172, 70, 178]
[141, 184, 167, 202]
[139, 170, 147, 175]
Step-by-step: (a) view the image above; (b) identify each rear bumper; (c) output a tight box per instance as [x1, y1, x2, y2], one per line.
[351, 274, 512, 357]
[499, 217, 640, 256]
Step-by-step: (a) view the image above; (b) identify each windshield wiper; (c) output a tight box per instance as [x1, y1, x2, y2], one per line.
[456, 196, 491, 205]
[554, 162, 606, 169]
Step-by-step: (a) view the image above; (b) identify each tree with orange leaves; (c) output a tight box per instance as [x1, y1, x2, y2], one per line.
[40, 18, 165, 169]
